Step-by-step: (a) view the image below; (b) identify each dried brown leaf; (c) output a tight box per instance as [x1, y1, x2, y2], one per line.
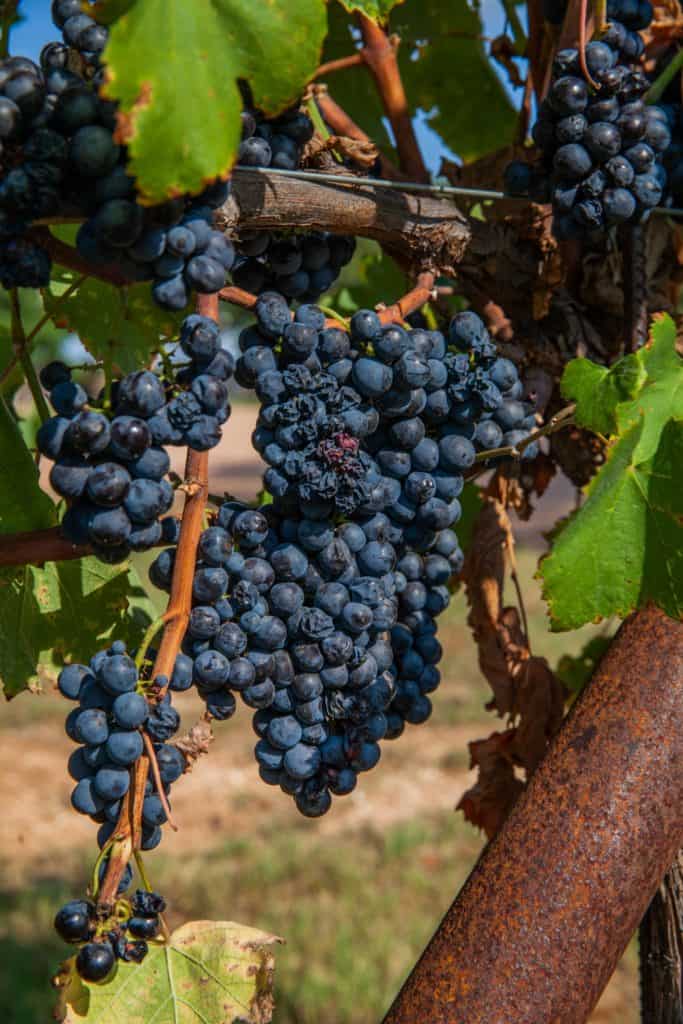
[173, 717, 214, 770]
[489, 35, 524, 88]
[463, 497, 515, 715]
[303, 135, 379, 170]
[461, 494, 566, 825]
[457, 730, 524, 839]
[506, 451, 557, 521]
[511, 656, 566, 771]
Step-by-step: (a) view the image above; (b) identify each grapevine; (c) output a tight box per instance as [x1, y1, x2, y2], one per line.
[0, 1, 681, 1022]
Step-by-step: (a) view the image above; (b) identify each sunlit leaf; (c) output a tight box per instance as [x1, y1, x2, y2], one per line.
[98, 0, 327, 202]
[0, 558, 155, 698]
[540, 315, 683, 630]
[56, 920, 282, 1024]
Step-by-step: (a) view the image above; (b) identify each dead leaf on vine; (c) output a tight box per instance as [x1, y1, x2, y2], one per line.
[505, 451, 557, 521]
[457, 731, 524, 839]
[512, 657, 566, 771]
[463, 496, 515, 715]
[489, 36, 524, 88]
[303, 135, 379, 170]
[459, 493, 566, 834]
[173, 717, 214, 769]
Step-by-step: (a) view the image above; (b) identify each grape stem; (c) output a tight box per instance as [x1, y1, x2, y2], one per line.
[473, 402, 577, 462]
[578, 0, 599, 90]
[90, 836, 116, 901]
[9, 290, 51, 425]
[26, 274, 87, 344]
[501, 0, 528, 54]
[305, 96, 343, 164]
[310, 52, 366, 80]
[97, 295, 214, 908]
[594, 0, 608, 35]
[141, 731, 179, 831]
[134, 850, 171, 941]
[134, 614, 169, 672]
[220, 271, 436, 328]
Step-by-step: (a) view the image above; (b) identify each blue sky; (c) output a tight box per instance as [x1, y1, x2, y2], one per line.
[12, 0, 524, 174]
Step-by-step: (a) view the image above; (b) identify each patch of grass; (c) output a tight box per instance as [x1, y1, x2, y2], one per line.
[0, 813, 483, 1024]
[0, 810, 638, 1024]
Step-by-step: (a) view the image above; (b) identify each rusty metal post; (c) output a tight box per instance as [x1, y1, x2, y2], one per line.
[383, 606, 683, 1024]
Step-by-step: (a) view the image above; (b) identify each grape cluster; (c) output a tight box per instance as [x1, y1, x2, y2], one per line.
[144, 299, 537, 815]
[77, 176, 235, 312]
[505, 0, 672, 237]
[0, 4, 234, 306]
[55, 888, 166, 983]
[37, 314, 234, 561]
[60, 642, 184, 846]
[231, 109, 356, 301]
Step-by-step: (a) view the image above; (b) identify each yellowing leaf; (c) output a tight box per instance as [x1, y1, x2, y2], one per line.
[98, 0, 328, 202]
[56, 921, 282, 1024]
[0, 558, 155, 698]
[44, 266, 184, 374]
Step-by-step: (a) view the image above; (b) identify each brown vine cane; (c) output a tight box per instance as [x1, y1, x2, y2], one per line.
[357, 15, 429, 183]
[220, 271, 436, 327]
[97, 294, 215, 907]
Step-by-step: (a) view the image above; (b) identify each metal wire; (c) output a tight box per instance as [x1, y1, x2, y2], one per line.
[232, 164, 681, 218]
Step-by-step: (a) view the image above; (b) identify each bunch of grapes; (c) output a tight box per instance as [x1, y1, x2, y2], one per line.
[231, 109, 356, 301]
[60, 642, 184, 846]
[37, 314, 234, 561]
[505, 0, 673, 237]
[51, 0, 109, 65]
[56, 636, 184, 980]
[542, 0, 652, 36]
[53, 296, 537, 981]
[55, 885, 167, 982]
[142, 299, 537, 816]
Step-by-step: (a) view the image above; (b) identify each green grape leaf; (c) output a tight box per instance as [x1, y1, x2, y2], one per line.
[98, 0, 328, 203]
[44, 267, 184, 373]
[92, 0, 137, 22]
[322, 0, 515, 165]
[0, 558, 155, 698]
[555, 635, 613, 694]
[336, 0, 405, 20]
[561, 352, 646, 436]
[56, 920, 282, 1024]
[539, 315, 683, 630]
[0, 396, 56, 534]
